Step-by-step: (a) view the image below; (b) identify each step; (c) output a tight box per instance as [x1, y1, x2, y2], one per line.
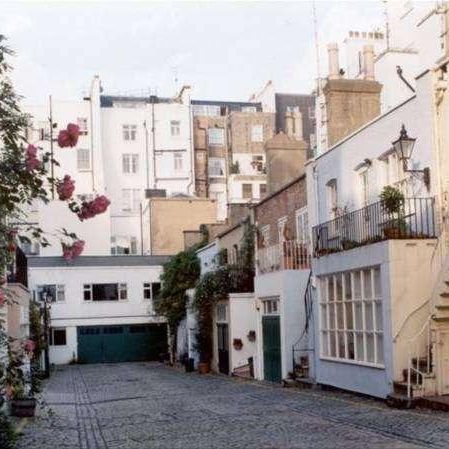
[435, 303, 449, 309]
[386, 393, 416, 409]
[416, 396, 449, 412]
[440, 292, 449, 298]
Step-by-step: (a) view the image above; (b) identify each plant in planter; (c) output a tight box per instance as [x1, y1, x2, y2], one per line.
[379, 186, 406, 238]
[233, 338, 243, 350]
[247, 330, 256, 342]
[5, 342, 38, 417]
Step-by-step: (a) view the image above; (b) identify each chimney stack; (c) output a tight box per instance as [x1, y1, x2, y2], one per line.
[293, 108, 303, 141]
[328, 43, 340, 80]
[363, 45, 375, 81]
[285, 110, 294, 137]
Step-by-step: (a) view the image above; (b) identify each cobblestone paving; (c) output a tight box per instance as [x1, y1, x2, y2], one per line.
[15, 362, 449, 449]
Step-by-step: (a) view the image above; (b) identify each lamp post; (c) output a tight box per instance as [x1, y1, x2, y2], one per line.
[40, 288, 52, 378]
[392, 124, 430, 190]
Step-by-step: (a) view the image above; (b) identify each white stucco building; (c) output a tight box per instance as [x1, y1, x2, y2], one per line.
[28, 255, 169, 365]
[307, 1, 448, 400]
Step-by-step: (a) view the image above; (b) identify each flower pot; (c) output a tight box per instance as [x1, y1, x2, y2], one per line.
[198, 362, 210, 374]
[10, 398, 37, 417]
[384, 227, 401, 239]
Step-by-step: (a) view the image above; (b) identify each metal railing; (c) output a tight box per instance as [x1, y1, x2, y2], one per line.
[257, 240, 311, 274]
[292, 272, 315, 381]
[313, 197, 437, 257]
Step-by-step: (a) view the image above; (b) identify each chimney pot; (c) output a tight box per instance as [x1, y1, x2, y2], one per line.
[327, 43, 340, 80]
[363, 44, 375, 81]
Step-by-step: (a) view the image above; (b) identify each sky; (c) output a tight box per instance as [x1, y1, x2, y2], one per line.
[1, 1, 385, 105]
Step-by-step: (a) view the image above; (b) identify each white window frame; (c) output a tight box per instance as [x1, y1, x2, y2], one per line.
[121, 189, 141, 212]
[170, 120, 181, 136]
[207, 128, 224, 145]
[216, 303, 228, 323]
[251, 124, 264, 142]
[122, 154, 139, 174]
[242, 183, 253, 200]
[277, 216, 288, 243]
[111, 236, 138, 255]
[77, 148, 91, 171]
[261, 296, 280, 315]
[260, 225, 270, 247]
[50, 327, 67, 346]
[208, 157, 225, 177]
[318, 267, 383, 367]
[77, 117, 88, 135]
[295, 207, 309, 245]
[83, 283, 128, 302]
[123, 124, 137, 141]
[173, 152, 183, 172]
[37, 284, 65, 303]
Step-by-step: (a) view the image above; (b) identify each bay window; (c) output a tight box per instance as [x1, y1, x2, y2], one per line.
[319, 266, 383, 366]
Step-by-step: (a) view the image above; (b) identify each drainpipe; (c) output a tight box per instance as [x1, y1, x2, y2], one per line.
[186, 96, 195, 195]
[139, 202, 144, 255]
[396, 66, 415, 93]
[144, 120, 150, 189]
[151, 97, 157, 188]
[88, 94, 95, 192]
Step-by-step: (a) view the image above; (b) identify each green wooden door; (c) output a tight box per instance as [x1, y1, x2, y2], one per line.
[262, 316, 282, 382]
[77, 324, 167, 364]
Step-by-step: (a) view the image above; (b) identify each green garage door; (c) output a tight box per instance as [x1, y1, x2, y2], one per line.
[262, 315, 282, 383]
[77, 324, 167, 364]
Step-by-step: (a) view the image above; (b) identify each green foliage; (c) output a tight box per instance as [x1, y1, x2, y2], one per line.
[379, 186, 404, 215]
[193, 267, 232, 362]
[0, 413, 17, 449]
[154, 248, 200, 329]
[230, 160, 240, 174]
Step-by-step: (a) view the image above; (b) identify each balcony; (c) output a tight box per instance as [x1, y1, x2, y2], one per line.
[313, 197, 437, 257]
[257, 240, 311, 274]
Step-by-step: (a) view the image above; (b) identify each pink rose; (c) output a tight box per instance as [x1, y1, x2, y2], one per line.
[62, 239, 85, 262]
[24, 339, 35, 355]
[77, 195, 110, 221]
[57, 175, 75, 201]
[57, 123, 80, 148]
[25, 144, 41, 171]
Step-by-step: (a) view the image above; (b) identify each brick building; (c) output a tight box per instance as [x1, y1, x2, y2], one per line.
[191, 100, 275, 221]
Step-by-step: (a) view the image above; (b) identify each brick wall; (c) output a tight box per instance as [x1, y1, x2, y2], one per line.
[254, 176, 306, 247]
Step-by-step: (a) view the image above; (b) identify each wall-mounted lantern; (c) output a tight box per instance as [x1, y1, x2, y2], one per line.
[392, 124, 430, 190]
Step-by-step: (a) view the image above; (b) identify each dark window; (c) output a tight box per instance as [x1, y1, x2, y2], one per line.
[80, 327, 100, 335]
[50, 328, 66, 346]
[103, 326, 124, 334]
[242, 183, 253, 199]
[152, 283, 161, 300]
[84, 283, 127, 301]
[129, 325, 147, 334]
[259, 184, 267, 199]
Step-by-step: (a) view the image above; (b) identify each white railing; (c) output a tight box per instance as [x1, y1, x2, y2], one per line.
[405, 316, 433, 398]
[257, 240, 311, 274]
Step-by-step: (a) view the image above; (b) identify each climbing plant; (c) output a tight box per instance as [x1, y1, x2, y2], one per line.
[153, 247, 201, 361]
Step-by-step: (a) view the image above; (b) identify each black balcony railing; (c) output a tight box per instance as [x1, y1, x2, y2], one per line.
[313, 197, 437, 257]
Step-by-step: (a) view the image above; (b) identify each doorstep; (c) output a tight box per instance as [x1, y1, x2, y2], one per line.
[416, 395, 449, 412]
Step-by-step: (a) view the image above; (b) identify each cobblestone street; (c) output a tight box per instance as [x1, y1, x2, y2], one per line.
[15, 362, 449, 449]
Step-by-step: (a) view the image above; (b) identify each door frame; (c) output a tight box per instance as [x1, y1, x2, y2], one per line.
[436, 329, 449, 395]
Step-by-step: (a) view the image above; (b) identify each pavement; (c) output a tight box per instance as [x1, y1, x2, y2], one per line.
[15, 362, 449, 449]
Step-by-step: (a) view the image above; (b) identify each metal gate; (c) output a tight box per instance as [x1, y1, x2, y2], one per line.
[217, 323, 229, 375]
[262, 315, 282, 382]
[77, 324, 167, 364]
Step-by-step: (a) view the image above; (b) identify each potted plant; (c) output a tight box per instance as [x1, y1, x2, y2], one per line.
[247, 330, 256, 342]
[379, 186, 406, 238]
[233, 338, 243, 351]
[6, 342, 38, 418]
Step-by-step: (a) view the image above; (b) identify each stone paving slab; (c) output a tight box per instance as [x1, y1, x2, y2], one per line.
[15, 362, 449, 449]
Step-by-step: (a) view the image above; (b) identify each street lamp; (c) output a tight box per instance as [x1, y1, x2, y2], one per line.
[392, 124, 430, 190]
[40, 287, 53, 378]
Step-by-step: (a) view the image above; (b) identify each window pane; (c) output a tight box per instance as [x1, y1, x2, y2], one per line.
[347, 332, 355, 359]
[329, 304, 336, 329]
[363, 269, 372, 299]
[337, 331, 345, 358]
[355, 333, 364, 361]
[355, 303, 363, 330]
[344, 272, 352, 300]
[336, 303, 344, 329]
[322, 331, 329, 356]
[375, 301, 383, 331]
[328, 277, 335, 302]
[152, 283, 161, 299]
[52, 329, 66, 346]
[242, 183, 252, 199]
[345, 303, 354, 330]
[320, 304, 327, 329]
[373, 268, 381, 297]
[376, 334, 384, 364]
[365, 302, 374, 331]
[366, 333, 375, 363]
[92, 284, 118, 301]
[329, 331, 337, 357]
[336, 274, 343, 301]
[353, 272, 361, 299]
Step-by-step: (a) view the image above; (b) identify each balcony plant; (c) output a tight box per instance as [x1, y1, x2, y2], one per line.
[379, 186, 406, 238]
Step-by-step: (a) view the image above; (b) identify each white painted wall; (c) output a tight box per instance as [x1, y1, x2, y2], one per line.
[228, 293, 259, 377]
[28, 262, 164, 364]
[255, 269, 310, 380]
